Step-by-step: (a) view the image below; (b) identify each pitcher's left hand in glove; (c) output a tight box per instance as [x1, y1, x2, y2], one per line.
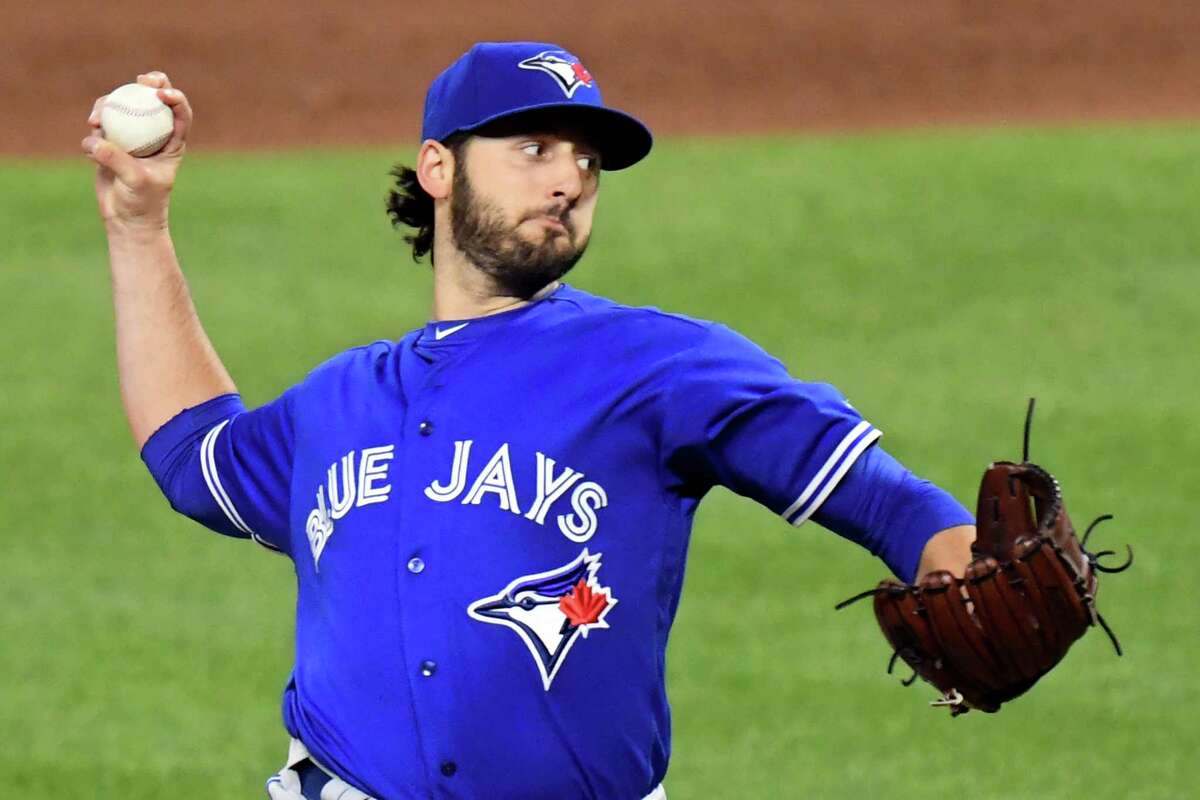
[837, 400, 1133, 716]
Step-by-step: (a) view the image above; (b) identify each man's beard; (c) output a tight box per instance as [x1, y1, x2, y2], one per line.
[449, 167, 589, 299]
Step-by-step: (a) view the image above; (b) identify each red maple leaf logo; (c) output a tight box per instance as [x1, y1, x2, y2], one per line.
[572, 61, 593, 86]
[559, 579, 609, 626]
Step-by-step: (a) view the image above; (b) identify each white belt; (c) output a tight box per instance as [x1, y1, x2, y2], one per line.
[267, 738, 666, 800]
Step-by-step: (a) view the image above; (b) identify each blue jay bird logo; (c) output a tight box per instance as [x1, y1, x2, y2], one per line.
[468, 549, 617, 690]
[517, 51, 595, 98]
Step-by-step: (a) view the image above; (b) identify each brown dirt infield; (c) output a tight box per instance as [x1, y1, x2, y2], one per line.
[4, 1, 1199, 158]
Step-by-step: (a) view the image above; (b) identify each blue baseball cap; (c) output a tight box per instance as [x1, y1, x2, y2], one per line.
[421, 41, 653, 171]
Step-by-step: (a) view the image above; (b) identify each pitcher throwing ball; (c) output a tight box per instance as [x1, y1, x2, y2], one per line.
[85, 41, 1078, 799]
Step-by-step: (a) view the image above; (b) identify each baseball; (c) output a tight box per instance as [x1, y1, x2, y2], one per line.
[99, 83, 174, 157]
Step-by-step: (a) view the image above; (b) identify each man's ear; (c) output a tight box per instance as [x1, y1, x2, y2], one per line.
[416, 139, 456, 200]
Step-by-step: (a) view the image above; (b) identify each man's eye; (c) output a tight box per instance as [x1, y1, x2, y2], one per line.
[577, 155, 597, 171]
[521, 143, 542, 156]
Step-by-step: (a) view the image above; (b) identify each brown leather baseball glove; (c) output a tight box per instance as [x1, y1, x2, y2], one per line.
[837, 400, 1132, 716]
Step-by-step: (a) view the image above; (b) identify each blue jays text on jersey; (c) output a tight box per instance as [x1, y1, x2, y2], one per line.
[142, 283, 969, 799]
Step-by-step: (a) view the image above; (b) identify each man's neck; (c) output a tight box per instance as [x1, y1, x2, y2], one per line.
[429, 246, 559, 322]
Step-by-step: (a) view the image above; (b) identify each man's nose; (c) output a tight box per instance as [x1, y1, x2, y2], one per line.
[548, 152, 583, 203]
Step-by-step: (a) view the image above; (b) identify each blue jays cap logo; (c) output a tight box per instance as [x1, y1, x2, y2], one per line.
[517, 50, 595, 98]
[467, 549, 617, 690]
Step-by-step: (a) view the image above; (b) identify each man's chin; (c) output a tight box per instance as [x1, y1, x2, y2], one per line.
[515, 233, 577, 259]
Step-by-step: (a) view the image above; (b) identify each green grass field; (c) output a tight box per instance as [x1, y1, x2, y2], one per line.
[2, 126, 1196, 798]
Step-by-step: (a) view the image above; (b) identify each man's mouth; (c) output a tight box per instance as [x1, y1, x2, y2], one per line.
[529, 214, 568, 234]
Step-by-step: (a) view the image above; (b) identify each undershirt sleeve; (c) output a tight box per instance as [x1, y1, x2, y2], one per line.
[811, 443, 974, 582]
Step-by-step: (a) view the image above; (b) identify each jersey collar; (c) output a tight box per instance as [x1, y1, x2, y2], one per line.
[417, 281, 567, 347]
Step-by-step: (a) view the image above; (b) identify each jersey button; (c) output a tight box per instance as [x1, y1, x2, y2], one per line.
[407, 557, 425, 574]
[440, 761, 457, 777]
[418, 420, 434, 436]
[420, 660, 437, 677]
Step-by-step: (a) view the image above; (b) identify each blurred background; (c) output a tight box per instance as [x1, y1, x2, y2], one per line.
[2, 1, 1197, 797]
[5, 0, 1200, 153]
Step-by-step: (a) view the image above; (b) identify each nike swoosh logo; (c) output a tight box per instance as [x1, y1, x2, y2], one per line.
[434, 322, 470, 340]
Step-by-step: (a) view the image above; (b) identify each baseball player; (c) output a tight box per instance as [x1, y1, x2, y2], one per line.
[83, 42, 975, 799]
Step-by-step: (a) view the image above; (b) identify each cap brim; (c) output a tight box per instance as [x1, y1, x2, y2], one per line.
[450, 102, 653, 171]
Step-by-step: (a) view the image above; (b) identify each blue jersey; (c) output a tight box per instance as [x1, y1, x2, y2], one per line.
[143, 283, 889, 798]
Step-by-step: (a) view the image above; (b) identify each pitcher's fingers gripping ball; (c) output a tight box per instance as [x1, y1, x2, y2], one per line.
[836, 399, 1134, 716]
[99, 82, 174, 157]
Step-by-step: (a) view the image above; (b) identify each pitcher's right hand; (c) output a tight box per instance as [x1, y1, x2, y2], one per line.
[83, 71, 192, 232]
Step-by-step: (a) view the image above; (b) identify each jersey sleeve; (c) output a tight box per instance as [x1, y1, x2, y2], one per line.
[140, 390, 296, 556]
[660, 323, 880, 527]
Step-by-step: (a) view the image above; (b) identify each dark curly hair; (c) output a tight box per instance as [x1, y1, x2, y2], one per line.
[385, 135, 468, 263]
